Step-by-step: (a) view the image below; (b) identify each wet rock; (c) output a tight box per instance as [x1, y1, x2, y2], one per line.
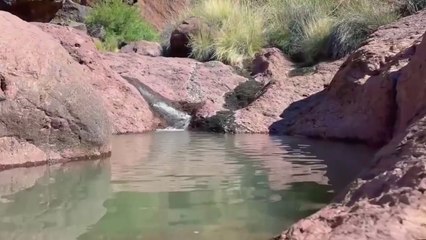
[190, 111, 236, 133]
[37, 23, 162, 133]
[0, 12, 111, 168]
[270, 10, 426, 146]
[120, 40, 163, 57]
[102, 54, 248, 122]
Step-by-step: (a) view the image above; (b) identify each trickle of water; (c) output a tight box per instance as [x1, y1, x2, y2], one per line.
[123, 76, 191, 130]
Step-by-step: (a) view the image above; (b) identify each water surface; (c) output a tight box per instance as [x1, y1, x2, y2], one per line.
[0, 132, 374, 240]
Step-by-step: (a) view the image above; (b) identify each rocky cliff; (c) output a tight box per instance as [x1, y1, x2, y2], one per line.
[275, 11, 426, 240]
[270, 10, 426, 146]
[0, 11, 111, 168]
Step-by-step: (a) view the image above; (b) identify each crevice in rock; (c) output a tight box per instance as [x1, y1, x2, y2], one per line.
[0, 75, 6, 92]
[190, 110, 236, 133]
[224, 79, 274, 111]
[389, 69, 400, 141]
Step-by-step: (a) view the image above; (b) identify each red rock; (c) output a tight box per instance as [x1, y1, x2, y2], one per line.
[280, 12, 426, 240]
[0, 0, 62, 22]
[270, 11, 426, 146]
[102, 53, 247, 119]
[36, 23, 163, 134]
[235, 48, 342, 133]
[168, 17, 206, 57]
[280, 114, 426, 240]
[0, 11, 110, 168]
[119, 40, 163, 57]
[137, 0, 190, 30]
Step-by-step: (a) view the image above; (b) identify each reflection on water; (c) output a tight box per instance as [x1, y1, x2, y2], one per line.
[0, 132, 374, 240]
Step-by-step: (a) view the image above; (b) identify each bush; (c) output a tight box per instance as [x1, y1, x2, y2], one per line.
[86, 0, 158, 51]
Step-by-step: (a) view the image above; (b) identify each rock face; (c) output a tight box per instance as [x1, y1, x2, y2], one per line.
[0, 0, 62, 22]
[36, 23, 163, 133]
[102, 53, 248, 122]
[279, 12, 426, 240]
[119, 40, 163, 57]
[50, 0, 91, 30]
[280, 114, 426, 240]
[0, 12, 111, 168]
[138, 0, 190, 30]
[270, 11, 426, 146]
[234, 48, 343, 133]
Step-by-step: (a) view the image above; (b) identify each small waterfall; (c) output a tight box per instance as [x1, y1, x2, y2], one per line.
[123, 76, 191, 130]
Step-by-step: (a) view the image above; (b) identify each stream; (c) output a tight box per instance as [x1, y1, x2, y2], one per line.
[0, 132, 374, 240]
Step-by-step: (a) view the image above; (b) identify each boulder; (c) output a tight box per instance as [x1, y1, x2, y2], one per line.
[50, 0, 91, 30]
[270, 10, 426, 146]
[279, 13, 426, 240]
[36, 23, 163, 133]
[279, 113, 426, 240]
[234, 48, 342, 133]
[101, 53, 248, 122]
[137, 0, 190, 30]
[0, 0, 62, 22]
[0, 11, 111, 168]
[119, 40, 163, 57]
[168, 17, 205, 57]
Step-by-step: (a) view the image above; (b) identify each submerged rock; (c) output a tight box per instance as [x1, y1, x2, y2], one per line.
[0, 12, 111, 168]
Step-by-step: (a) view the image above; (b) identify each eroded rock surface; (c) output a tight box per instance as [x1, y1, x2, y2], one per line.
[138, 0, 190, 30]
[0, 12, 110, 168]
[270, 11, 426, 145]
[279, 114, 426, 240]
[36, 23, 163, 133]
[235, 48, 343, 133]
[102, 53, 248, 121]
[279, 11, 426, 240]
[0, 0, 62, 22]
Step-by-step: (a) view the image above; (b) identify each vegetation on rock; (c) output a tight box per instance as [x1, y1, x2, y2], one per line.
[86, 0, 158, 51]
[166, 0, 424, 66]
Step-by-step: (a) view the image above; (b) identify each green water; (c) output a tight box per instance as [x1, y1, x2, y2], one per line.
[0, 132, 373, 240]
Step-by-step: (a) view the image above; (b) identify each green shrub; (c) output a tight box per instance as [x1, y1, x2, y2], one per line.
[86, 0, 158, 51]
